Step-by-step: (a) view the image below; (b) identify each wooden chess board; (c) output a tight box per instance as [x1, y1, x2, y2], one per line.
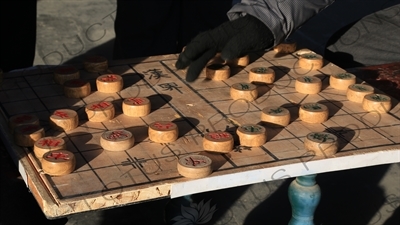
[0, 50, 399, 218]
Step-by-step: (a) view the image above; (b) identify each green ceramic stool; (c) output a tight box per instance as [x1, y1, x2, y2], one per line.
[288, 174, 321, 225]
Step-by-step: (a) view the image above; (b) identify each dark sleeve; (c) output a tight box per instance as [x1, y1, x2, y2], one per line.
[227, 0, 335, 46]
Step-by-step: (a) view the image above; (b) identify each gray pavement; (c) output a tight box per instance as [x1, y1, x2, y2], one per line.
[1, 0, 399, 225]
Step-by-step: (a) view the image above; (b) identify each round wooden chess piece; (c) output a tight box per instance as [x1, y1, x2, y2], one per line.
[83, 55, 108, 72]
[96, 74, 123, 93]
[226, 55, 250, 67]
[362, 94, 392, 113]
[85, 101, 115, 122]
[261, 106, 291, 127]
[295, 76, 322, 94]
[347, 84, 374, 103]
[304, 132, 338, 157]
[14, 124, 45, 147]
[34, 136, 66, 160]
[100, 129, 135, 151]
[206, 64, 230, 80]
[236, 124, 267, 147]
[274, 40, 297, 53]
[299, 103, 329, 124]
[248, 67, 275, 84]
[9, 114, 40, 133]
[49, 109, 79, 131]
[298, 53, 324, 70]
[295, 49, 316, 56]
[148, 121, 179, 143]
[203, 131, 234, 153]
[177, 154, 213, 179]
[63, 79, 91, 98]
[329, 73, 356, 90]
[122, 97, 151, 117]
[207, 53, 225, 66]
[42, 150, 76, 176]
[230, 82, 258, 102]
[53, 66, 80, 85]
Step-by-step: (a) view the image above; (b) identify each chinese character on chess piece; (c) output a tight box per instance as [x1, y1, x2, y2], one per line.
[9, 114, 40, 133]
[42, 150, 76, 176]
[34, 136, 66, 160]
[248, 67, 275, 84]
[96, 74, 123, 93]
[203, 131, 234, 153]
[346, 84, 375, 103]
[148, 121, 179, 143]
[295, 76, 322, 94]
[261, 106, 291, 127]
[177, 154, 213, 179]
[362, 94, 392, 113]
[230, 82, 258, 102]
[297, 51, 324, 70]
[100, 129, 135, 151]
[304, 132, 338, 157]
[85, 101, 115, 122]
[236, 124, 267, 147]
[299, 103, 329, 124]
[122, 97, 151, 117]
[49, 109, 79, 131]
[329, 73, 356, 91]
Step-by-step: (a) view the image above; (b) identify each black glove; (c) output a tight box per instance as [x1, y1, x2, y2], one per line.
[176, 14, 274, 82]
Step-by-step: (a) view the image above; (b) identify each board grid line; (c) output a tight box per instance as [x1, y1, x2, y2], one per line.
[1, 50, 399, 209]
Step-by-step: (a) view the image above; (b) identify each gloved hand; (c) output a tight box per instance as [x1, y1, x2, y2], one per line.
[175, 14, 274, 82]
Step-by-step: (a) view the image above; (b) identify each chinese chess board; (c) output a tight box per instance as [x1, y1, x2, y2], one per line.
[0, 49, 399, 218]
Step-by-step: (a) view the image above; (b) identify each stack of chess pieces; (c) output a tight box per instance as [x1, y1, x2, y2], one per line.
[7, 41, 392, 179]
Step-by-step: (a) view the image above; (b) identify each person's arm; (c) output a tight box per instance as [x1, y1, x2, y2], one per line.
[176, 0, 335, 82]
[228, 0, 335, 46]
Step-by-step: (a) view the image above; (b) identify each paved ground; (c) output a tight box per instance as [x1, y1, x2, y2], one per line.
[1, 0, 399, 225]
